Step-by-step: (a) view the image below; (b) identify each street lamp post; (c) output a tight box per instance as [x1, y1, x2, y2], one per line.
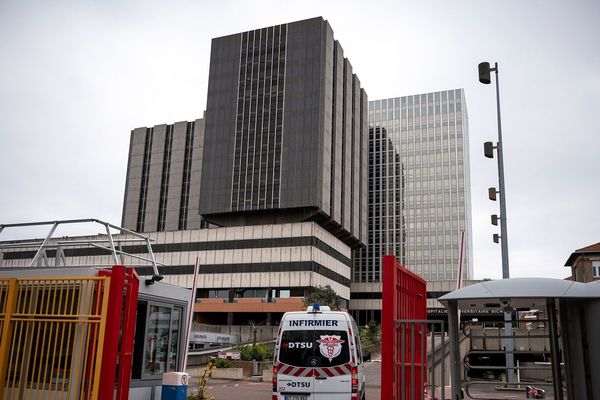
[479, 61, 515, 385]
[479, 62, 509, 279]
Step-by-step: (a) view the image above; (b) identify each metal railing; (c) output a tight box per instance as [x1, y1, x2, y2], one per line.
[461, 318, 561, 399]
[0, 218, 163, 284]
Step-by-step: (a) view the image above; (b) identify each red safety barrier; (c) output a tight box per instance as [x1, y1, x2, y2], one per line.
[98, 266, 139, 400]
[117, 268, 140, 400]
[381, 255, 427, 400]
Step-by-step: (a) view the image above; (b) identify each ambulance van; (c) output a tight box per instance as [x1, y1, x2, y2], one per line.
[272, 304, 371, 400]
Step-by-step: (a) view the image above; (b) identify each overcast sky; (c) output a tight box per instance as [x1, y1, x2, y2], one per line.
[1, 0, 598, 280]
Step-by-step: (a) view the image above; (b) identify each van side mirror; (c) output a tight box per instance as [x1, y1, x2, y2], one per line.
[362, 350, 371, 362]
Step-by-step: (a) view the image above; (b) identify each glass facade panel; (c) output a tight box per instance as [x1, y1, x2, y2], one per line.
[354, 90, 472, 284]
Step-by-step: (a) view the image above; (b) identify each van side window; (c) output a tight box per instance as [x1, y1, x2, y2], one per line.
[354, 330, 363, 364]
[351, 320, 363, 364]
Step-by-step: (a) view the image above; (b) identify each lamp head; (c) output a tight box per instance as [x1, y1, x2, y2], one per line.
[484, 141, 495, 158]
[478, 62, 492, 84]
[488, 187, 497, 201]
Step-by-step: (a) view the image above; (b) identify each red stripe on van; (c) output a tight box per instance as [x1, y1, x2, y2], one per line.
[334, 366, 346, 375]
[322, 368, 335, 377]
[293, 368, 305, 377]
[282, 366, 294, 375]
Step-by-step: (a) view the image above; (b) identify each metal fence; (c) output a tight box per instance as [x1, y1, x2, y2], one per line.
[393, 319, 448, 400]
[0, 276, 110, 400]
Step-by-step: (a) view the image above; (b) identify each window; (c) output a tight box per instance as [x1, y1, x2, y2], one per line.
[278, 330, 350, 368]
[593, 261, 600, 277]
[132, 300, 184, 379]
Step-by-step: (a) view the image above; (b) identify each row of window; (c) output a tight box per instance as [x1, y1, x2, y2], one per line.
[136, 128, 154, 232]
[232, 24, 287, 212]
[370, 90, 462, 109]
[2, 236, 352, 268]
[157, 124, 174, 231]
[370, 108, 464, 122]
[134, 261, 351, 288]
[134, 124, 200, 233]
[202, 287, 303, 300]
[178, 122, 196, 230]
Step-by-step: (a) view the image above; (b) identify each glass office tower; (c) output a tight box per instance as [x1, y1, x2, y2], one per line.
[352, 89, 473, 322]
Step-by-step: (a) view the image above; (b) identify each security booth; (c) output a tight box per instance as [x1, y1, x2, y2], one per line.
[131, 278, 190, 400]
[439, 278, 600, 400]
[0, 219, 192, 400]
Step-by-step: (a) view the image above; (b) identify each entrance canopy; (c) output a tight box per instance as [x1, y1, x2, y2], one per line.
[439, 277, 600, 400]
[439, 277, 600, 309]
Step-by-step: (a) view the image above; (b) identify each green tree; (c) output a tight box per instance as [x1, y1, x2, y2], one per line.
[304, 285, 343, 310]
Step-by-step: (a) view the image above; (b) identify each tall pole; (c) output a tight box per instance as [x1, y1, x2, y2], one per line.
[494, 63, 510, 279]
[493, 63, 515, 385]
[480, 61, 514, 385]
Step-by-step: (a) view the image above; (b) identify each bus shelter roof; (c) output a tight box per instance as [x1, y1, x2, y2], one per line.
[438, 277, 600, 310]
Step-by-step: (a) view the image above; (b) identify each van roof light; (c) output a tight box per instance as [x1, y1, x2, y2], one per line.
[306, 304, 331, 313]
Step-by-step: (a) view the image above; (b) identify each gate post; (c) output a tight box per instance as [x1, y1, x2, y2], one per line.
[382, 255, 397, 398]
[116, 268, 139, 400]
[99, 266, 126, 400]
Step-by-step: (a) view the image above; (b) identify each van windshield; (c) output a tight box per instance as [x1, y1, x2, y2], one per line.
[279, 330, 350, 367]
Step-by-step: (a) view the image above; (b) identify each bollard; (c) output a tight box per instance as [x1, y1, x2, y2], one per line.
[161, 372, 188, 400]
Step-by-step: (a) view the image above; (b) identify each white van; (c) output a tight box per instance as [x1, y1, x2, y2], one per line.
[272, 304, 370, 400]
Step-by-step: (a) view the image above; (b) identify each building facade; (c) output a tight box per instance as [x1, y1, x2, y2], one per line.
[122, 118, 205, 232]
[0, 221, 350, 325]
[351, 90, 474, 324]
[118, 17, 367, 323]
[565, 242, 600, 282]
[200, 17, 368, 248]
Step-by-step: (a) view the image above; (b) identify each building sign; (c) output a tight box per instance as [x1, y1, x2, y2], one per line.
[189, 331, 238, 345]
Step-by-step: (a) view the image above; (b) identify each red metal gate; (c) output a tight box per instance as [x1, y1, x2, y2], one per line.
[0, 265, 139, 400]
[98, 266, 139, 400]
[381, 255, 427, 400]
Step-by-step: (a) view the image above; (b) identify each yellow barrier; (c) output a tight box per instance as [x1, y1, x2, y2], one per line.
[0, 277, 110, 400]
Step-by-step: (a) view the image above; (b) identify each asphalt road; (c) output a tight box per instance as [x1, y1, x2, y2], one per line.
[187, 361, 558, 400]
[187, 361, 381, 400]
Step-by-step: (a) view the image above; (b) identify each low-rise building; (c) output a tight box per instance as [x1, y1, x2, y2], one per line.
[565, 242, 600, 282]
